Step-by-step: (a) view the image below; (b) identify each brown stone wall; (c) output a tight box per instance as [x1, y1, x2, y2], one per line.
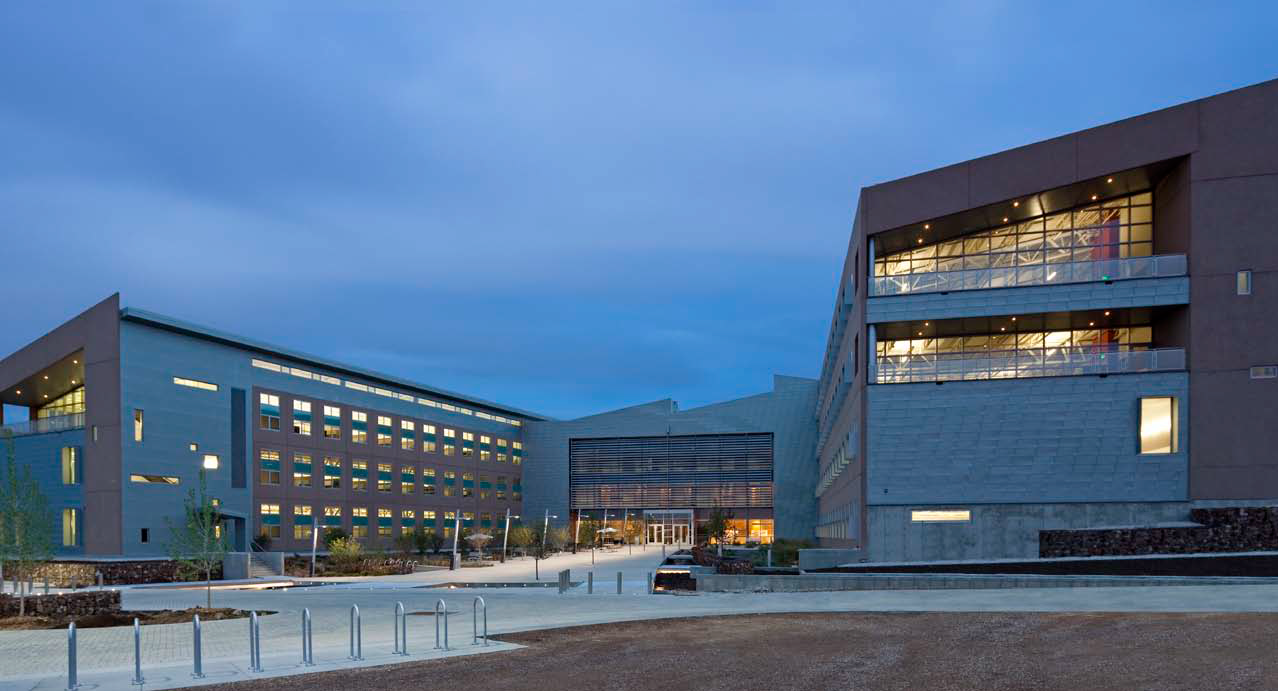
[0, 590, 120, 617]
[1040, 507, 1278, 557]
[29, 560, 222, 587]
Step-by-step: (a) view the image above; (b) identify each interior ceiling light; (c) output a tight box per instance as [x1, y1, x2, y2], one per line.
[917, 238, 924, 244]
[923, 224, 930, 230]
[1002, 217, 1009, 223]
[15, 390, 20, 395]
[43, 375, 48, 380]
[1013, 201, 1020, 207]
[1011, 317, 1017, 321]
[1106, 177, 1114, 183]
[71, 379, 77, 385]
[1104, 311, 1111, 316]
[1091, 194, 1099, 201]
[73, 359, 78, 364]
[1089, 322, 1095, 327]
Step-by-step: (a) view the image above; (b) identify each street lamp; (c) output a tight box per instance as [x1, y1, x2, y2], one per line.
[538, 510, 558, 581]
[500, 509, 520, 563]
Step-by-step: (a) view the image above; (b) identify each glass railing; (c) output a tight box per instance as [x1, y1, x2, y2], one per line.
[870, 254, 1187, 296]
[874, 347, 1185, 384]
[0, 412, 86, 437]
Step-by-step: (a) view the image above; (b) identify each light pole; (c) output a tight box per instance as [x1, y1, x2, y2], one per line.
[538, 510, 558, 581]
[623, 510, 632, 555]
[450, 513, 461, 570]
[500, 509, 518, 563]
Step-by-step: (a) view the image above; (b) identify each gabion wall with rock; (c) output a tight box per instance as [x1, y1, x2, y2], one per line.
[0, 590, 121, 617]
[1041, 507, 1278, 558]
[26, 560, 223, 587]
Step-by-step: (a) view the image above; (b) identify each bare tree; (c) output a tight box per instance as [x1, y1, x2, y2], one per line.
[165, 470, 228, 608]
[0, 428, 55, 616]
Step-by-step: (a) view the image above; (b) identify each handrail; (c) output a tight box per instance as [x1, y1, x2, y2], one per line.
[0, 413, 85, 438]
[870, 254, 1187, 297]
[875, 347, 1186, 383]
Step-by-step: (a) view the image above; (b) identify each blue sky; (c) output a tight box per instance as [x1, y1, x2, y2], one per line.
[2, 2, 1276, 419]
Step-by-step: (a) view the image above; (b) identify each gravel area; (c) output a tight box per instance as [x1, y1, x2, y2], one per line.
[179, 611, 1278, 690]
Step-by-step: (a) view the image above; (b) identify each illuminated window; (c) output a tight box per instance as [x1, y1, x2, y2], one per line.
[377, 416, 392, 446]
[324, 505, 342, 528]
[1140, 396, 1178, 454]
[911, 510, 971, 523]
[401, 420, 416, 451]
[443, 511, 456, 538]
[352, 507, 368, 538]
[351, 411, 368, 444]
[495, 474, 506, 500]
[323, 456, 342, 488]
[259, 449, 281, 485]
[496, 438, 508, 462]
[443, 470, 456, 497]
[443, 428, 456, 456]
[351, 460, 368, 491]
[323, 405, 342, 439]
[293, 453, 313, 487]
[173, 377, 218, 392]
[512, 441, 522, 465]
[131, 474, 180, 485]
[61, 447, 79, 485]
[479, 435, 491, 461]
[401, 509, 416, 535]
[293, 505, 313, 540]
[422, 467, 436, 495]
[260, 503, 281, 539]
[377, 463, 392, 492]
[62, 509, 79, 547]
[38, 386, 85, 419]
[378, 508, 393, 537]
[293, 400, 312, 436]
[422, 424, 438, 453]
[401, 465, 416, 494]
[479, 473, 490, 500]
[202, 454, 219, 470]
[259, 393, 281, 430]
[461, 432, 475, 457]
[1238, 270, 1253, 296]
[133, 409, 143, 442]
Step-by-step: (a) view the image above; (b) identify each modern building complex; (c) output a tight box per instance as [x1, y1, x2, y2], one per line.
[2, 78, 1276, 563]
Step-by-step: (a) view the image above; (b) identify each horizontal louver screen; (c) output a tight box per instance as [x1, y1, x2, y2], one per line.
[569, 433, 773, 509]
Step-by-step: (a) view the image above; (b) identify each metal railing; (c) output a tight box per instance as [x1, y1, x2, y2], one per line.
[875, 347, 1186, 383]
[1, 413, 85, 438]
[870, 253, 1187, 296]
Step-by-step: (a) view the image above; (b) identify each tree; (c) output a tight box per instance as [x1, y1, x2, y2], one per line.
[322, 527, 348, 547]
[165, 470, 228, 609]
[0, 429, 56, 616]
[576, 518, 600, 550]
[393, 531, 415, 556]
[705, 508, 735, 555]
[623, 518, 643, 546]
[507, 524, 534, 555]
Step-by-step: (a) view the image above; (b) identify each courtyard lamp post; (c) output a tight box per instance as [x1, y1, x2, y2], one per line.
[538, 511, 558, 581]
[500, 509, 519, 563]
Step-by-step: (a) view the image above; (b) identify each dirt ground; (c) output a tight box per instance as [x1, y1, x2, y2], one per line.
[181, 611, 1278, 690]
[0, 607, 256, 630]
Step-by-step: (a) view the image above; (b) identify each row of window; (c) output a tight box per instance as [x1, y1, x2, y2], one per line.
[258, 394, 523, 462]
[258, 503, 501, 539]
[250, 357, 522, 427]
[258, 450, 522, 499]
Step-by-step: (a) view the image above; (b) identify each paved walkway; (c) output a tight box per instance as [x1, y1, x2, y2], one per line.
[6, 547, 1278, 690]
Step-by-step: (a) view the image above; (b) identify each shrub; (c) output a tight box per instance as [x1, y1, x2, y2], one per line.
[760, 538, 813, 567]
[322, 528, 348, 548]
[328, 537, 363, 566]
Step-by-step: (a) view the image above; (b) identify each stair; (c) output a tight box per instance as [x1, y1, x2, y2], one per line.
[248, 552, 283, 578]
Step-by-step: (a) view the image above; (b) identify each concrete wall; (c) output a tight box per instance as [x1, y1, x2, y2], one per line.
[867, 373, 1189, 506]
[524, 375, 819, 539]
[865, 501, 1191, 562]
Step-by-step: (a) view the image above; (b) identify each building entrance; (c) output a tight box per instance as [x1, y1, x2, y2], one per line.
[645, 509, 693, 545]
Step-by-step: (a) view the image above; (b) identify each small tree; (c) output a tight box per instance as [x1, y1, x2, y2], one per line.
[0, 429, 55, 615]
[623, 518, 643, 546]
[322, 527, 348, 547]
[328, 536, 363, 569]
[165, 470, 228, 609]
[393, 531, 415, 556]
[508, 524, 534, 556]
[705, 508, 735, 555]
[576, 518, 600, 550]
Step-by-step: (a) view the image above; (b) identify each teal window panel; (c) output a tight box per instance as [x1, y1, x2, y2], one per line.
[295, 516, 314, 525]
[479, 442, 491, 451]
[401, 472, 415, 482]
[403, 431, 415, 441]
[513, 448, 523, 458]
[444, 478, 456, 486]
[261, 515, 280, 526]
[378, 471, 392, 480]
[463, 518, 474, 527]
[462, 440, 474, 449]
[324, 516, 342, 526]
[261, 460, 281, 471]
[324, 415, 340, 427]
[378, 517, 392, 527]
[378, 424, 392, 435]
[261, 404, 280, 417]
[352, 467, 368, 479]
[352, 516, 369, 526]
[422, 518, 436, 526]
[496, 483, 507, 490]
[324, 468, 341, 477]
[513, 482, 522, 492]
[402, 519, 416, 528]
[294, 461, 313, 473]
[353, 420, 368, 432]
[462, 480, 474, 488]
[423, 433, 437, 443]
[294, 411, 312, 423]
[480, 481, 492, 489]
[423, 477, 436, 486]
[481, 519, 492, 527]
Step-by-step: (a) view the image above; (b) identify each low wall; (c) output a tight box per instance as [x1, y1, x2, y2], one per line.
[695, 572, 1278, 593]
[798, 548, 863, 571]
[1041, 507, 1278, 558]
[27, 560, 223, 587]
[0, 590, 121, 617]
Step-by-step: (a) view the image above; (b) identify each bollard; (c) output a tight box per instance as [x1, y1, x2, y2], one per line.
[434, 599, 449, 650]
[131, 618, 144, 685]
[67, 622, 78, 691]
[767, 547, 772, 568]
[302, 608, 314, 665]
[96, 572, 103, 591]
[44, 576, 49, 596]
[617, 571, 623, 594]
[587, 571, 593, 594]
[647, 572, 654, 594]
[349, 605, 363, 661]
[249, 611, 262, 672]
[192, 614, 204, 679]
[394, 601, 407, 656]
[472, 596, 487, 646]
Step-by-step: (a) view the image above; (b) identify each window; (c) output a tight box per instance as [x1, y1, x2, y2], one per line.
[323, 405, 342, 439]
[512, 441, 523, 465]
[202, 454, 219, 470]
[512, 479, 521, 500]
[352, 460, 368, 491]
[401, 420, 416, 451]
[401, 465, 415, 494]
[37, 386, 85, 419]
[62, 508, 79, 547]
[259, 393, 281, 430]
[323, 456, 342, 488]
[140, 528, 149, 544]
[377, 416, 392, 446]
[496, 438, 508, 462]
[1251, 366, 1278, 380]
[401, 509, 416, 535]
[462, 472, 474, 497]
[293, 453, 313, 487]
[496, 475, 506, 500]
[351, 411, 368, 444]
[378, 508, 393, 537]
[443, 511, 456, 537]
[131, 474, 180, 485]
[259, 449, 281, 485]
[377, 463, 392, 492]
[352, 507, 369, 538]
[443, 470, 456, 497]
[1238, 270, 1253, 295]
[479, 474, 490, 500]
[173, 377, 218, 392]
[422, 467, 436, 495]
[294, 505, 313, 540]
[133, 409, 143, 442]
[324, 505, 342, 528]
[443, 428, 456, 456]
[189, 442, 198, 452]
[422, 424, 438, 453]
[479, 435, 491, 461]
[61, 447, 79, 485]
[260, 503, 281, 539]
[293, 400, 312, 436]
[911, 510, 971, 523]
[461, 431, 475, 457]
[1140, 396, 1178, 454]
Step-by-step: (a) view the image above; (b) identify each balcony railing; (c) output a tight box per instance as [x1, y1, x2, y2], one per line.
[874, 347, 1185, 384]
[0, 412, 85, 437]
[870, 254, 1187, 297]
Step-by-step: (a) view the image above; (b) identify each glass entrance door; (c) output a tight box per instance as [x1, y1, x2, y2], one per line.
[648, 524, 664, 544]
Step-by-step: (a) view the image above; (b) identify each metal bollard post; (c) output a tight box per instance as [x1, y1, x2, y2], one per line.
[767, 548, 772, 568]
[617, 571, 623, 594]
[302, 608, 314, 665]
[434, 599, 449, 650]
[67, 622, 78, 691]
[647, 572, 654, 594]
[44, 576, 49, 596]
[587, 571, 593, 594]
[192, 614, 204, 679]
[248, 611, 262, 672]
[394, 601, 407, 655]
[131, 618, 144, 685]
[349, 605, 363, 661]
[472, 596, 487, 646]
[96, 572, 103, 591]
